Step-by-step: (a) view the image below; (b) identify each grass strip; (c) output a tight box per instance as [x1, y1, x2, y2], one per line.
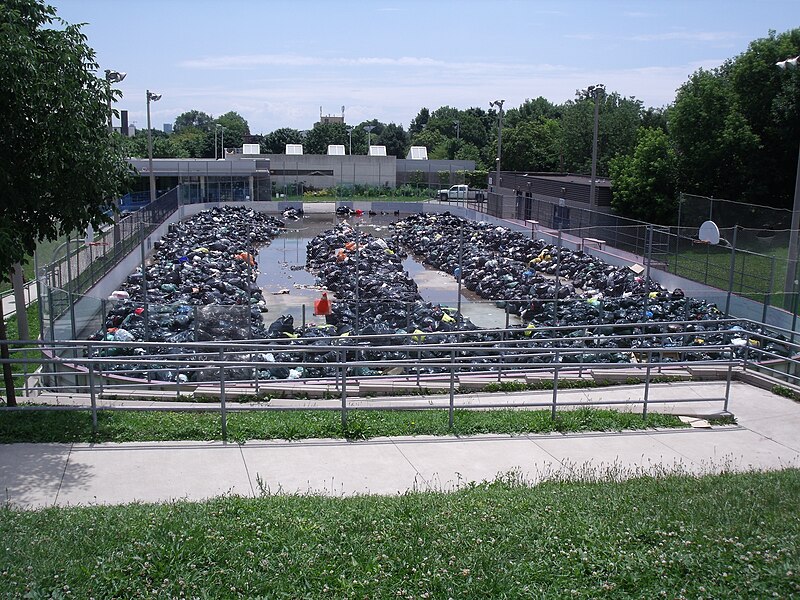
[0, 407, 689, 443]
[1, 470, 798, 598]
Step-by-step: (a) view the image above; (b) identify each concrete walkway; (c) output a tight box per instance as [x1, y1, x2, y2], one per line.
[1, 381, 798, 508]
[1, 281, 38, 321]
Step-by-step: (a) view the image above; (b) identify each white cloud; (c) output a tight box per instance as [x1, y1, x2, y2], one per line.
[630, 31, 739, 43]
[157, 57, 715, 132]
[564, 30, 739, 44]
[179, 53, 510, 72]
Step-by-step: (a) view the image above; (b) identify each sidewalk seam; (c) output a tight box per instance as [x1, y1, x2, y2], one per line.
[237, 443, 256, 498]
[739, 424, 800, 454]
[53, 443, 73, 507]
[647, 432, 697, 466]
[389, 439, 430, 491]
[527, 435, 567, 470]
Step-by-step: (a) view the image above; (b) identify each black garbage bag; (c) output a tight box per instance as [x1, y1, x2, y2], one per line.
[268, 315, 295, 335]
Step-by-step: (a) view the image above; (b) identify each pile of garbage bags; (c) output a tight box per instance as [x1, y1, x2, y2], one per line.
[89, 206, 285, 351]
[84, 208, 790, 383]
[393, 213, 730, 328]
[305, 222, 482, 339]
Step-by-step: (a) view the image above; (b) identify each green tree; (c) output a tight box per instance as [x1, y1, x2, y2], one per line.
[356, 119, 385, 153]
[0, 0, 133, 404]
[216, 111, 250, 152]
[726, 29, 800, 206]
[121, 130, 190, 158]
[409, 107, 430, 136]
[261, 128, 304, 154]
[425, 106, 461, 136]
[304, 122, 349, 155]
[670, 69, 760, 201]
[504, 97, 560, 128]
[609, 127, 678, 224]
[501, 119, 562, 172]
[454, 142, 483, 166]
[173, 110, 214, 133]
[560, 91, 642, 176]
[378, 123, 409, 158]
[171, 128, 210, 158]
[409, 124, 445, 154]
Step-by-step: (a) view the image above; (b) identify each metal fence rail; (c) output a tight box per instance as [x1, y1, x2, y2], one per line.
[7, 316, 793, 437]
[40, 186, 179, 303]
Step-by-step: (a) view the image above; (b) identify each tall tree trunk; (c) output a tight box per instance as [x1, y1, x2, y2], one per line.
[12, 262, 28, 340]
[0, 293, 17, 407]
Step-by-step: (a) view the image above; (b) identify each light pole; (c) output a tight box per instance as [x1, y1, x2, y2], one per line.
[489, 100, 505, 191]
[363, 125, 376, 153]
[776, 56, 800, 305]
[587, 83, 605, 209]
[146, 90, 162, 203]
[347, 126, 354, 155]
[214, 124, 226, 160]
[453, 119, 460, 142]
[104, 69, 126, 133]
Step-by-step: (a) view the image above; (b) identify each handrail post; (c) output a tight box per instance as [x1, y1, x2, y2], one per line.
[551, 350, 560, 420]
[742, 342, 749, 373]
[449, 348, 455, 430]
[724, 345, 733, 413]
[88, 354, 98, 435]
[498, 330, 505, 382]
[219, 348, 227, 440]
[643, 349, 652, 418]
[340, 349, 348, 430]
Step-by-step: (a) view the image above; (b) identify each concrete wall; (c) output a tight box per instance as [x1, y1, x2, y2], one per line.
[267, 154, 396, 189]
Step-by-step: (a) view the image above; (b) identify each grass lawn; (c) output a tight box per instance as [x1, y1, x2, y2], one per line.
[669, 244, 790, 306]
[0, 407, 692, 443]
[0, 469, 797, 598]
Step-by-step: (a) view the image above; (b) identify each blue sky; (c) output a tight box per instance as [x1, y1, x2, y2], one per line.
[51, 0, 797, 134]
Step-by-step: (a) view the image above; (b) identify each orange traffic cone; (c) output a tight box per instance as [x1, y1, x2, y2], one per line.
[314, 292, 332, 316]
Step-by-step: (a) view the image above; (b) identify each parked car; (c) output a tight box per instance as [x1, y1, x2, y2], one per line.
[437, 184, 486, 202]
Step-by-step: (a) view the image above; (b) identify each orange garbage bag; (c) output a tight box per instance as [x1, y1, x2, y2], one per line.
[235, 252, 255, 265]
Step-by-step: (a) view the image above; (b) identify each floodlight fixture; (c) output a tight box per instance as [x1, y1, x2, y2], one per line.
[587, 83, 605, 209]
[104, 69, 127, 132]
[776, 55, 800, 302]
[146, 89, 162, 203]
[363, 125, 376, 152]
[488, 100, 505, 192]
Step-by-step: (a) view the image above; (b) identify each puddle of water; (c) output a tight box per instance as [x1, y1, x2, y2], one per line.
[254, 214, 519, 328]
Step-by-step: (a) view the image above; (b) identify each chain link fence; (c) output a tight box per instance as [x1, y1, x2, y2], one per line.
[481, 190, 800, 328]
